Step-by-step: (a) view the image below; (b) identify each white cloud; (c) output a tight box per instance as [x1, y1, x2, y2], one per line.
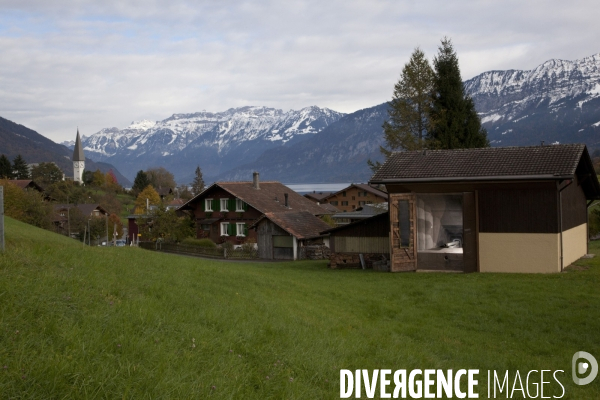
[0, 0, 599, 141]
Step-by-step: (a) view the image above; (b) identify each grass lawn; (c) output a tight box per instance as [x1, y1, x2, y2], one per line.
[1, 217, 599, 399]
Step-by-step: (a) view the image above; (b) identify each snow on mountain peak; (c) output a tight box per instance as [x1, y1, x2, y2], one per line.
[127, 120, 156, 130]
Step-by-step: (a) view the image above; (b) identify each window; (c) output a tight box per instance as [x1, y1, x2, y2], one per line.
[358, 192, 362, 197]
[398, 200, 410, 248]
[236, 198, 245, 212]
[352, 196, 355, 200]
[236, 223, 246, 236]
[220, 198, 229, 212]
[342, 191, 347, 197]
[220, 222, 229, 236]
[201, 224, 211, 231]
[330, 201, 338, 206]
[341, 201, 348, 206]
[358, 201, 366, 206]
[205, 198, 213, 211]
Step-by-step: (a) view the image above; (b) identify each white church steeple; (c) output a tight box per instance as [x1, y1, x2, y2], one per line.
[73, 128, 85, 183]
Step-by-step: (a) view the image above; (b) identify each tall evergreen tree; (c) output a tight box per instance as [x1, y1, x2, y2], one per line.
[369, 48, 435, 172]
[382, 47, 435, 153]
[0, 154, 12, 179]
[191, 166, 205, 196]
[12, 154, 29, 179]
[429, 37, 489, 149]
[132, 170, 150, 195]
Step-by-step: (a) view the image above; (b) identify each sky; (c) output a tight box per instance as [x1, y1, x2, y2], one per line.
[1, 0, 599, 143]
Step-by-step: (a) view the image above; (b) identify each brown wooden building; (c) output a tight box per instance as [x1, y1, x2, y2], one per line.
[321, 183, 387, 212]
[370, 144, 600, 273]
[251, 211, 332, 260]
[178, 173, 332, 244]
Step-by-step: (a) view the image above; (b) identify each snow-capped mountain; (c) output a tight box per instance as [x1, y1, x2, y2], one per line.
[66, 106, 344, 182]
[465, 53, 600, 147]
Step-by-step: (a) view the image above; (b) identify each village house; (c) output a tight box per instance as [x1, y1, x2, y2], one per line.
[331, 203, 388, 226]
[370, 144, 600, 273]
[177, 172, 333, 245]
[53, 203, 109, 235]
[321, 183, 387, 212]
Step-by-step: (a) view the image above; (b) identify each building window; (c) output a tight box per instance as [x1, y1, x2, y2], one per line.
[352, 196, 355, 200]
[205, 199, 213, 211]
[330, 201, 338, 206]
[363, 191, 368, 197]
[358, 192, 362, 197]
[220, 222, 229, 236]
[341, 201, 348, 206]
[358, 201, 366, 206]
[236, 198, 245, 212]
[220, 198, 229, 212]
[236, 223, 246, 236]
[342, 191, 347, 197]
[202, 224, 211, 231]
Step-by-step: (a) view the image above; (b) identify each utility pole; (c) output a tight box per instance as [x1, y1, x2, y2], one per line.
[0, 186, 5, 252]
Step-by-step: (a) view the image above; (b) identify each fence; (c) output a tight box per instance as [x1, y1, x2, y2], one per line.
[139, 241, 259, 260]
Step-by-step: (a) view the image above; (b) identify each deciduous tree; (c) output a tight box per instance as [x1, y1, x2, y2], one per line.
[31, 162, 63, 186]
[146, 167, 176, 191]
[134, 185, 161, 214]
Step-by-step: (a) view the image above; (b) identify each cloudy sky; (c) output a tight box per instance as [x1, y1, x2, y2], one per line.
[1, 0, 598, 142]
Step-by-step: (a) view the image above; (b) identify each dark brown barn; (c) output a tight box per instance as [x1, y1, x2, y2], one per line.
[370, 144, 600, 273]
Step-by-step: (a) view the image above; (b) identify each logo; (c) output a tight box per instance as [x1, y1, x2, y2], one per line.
[572, 351, 598, 386]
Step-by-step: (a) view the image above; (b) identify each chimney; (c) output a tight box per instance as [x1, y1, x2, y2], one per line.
[284, 193, 289, 208]
[253, 171, 260, 189]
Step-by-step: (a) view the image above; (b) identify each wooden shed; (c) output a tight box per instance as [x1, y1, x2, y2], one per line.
[251, 211, 332, 260]
[321, 212, 390, 269]
[370, 144, 600, 273]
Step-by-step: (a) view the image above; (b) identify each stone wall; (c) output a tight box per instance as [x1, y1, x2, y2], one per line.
[299, 245, 331, 260]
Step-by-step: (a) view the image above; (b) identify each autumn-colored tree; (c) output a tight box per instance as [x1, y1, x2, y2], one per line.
[104, 170, 121, 192]
[146, 167, 176, 191]
[91, 169, 105, 187]
[134, 185, 161, 214]
[108, 213, 124, 239]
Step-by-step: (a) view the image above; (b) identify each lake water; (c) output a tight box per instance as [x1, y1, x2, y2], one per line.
[285, 183, 351, 194]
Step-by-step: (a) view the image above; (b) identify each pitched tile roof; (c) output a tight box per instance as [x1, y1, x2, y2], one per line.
[53, 203, 108, 217]
[371, 144, 589, 182]
[304, 191, 333, 201]
[251, 211, 333, 239]
[321, 183, 388, 202]
[179, 181, 333, 215]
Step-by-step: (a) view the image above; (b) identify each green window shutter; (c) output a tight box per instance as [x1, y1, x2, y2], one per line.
[228, 223, 235, 236]
[229, 198, 236, 212]
[244, 224, 248, 236]
[201, 199, 205, 212]
[213, 199, 219, 212]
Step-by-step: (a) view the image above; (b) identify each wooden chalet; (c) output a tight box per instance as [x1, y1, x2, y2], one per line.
[251, 211, 332, 260]
[370, 144, 600, 273]
[178, 172, 332, 244]
[320, 183, 387, 212]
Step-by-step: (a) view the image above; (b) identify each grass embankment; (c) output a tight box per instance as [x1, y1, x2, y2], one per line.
[1, 217, 599, 399]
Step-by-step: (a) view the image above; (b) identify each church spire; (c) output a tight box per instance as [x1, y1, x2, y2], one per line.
[73, 128, 85, 162]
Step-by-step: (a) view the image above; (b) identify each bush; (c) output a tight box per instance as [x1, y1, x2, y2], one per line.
[180, 238, 217, 248]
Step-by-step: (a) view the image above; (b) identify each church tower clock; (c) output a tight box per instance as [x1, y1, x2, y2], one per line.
[73, 128, 85, 183]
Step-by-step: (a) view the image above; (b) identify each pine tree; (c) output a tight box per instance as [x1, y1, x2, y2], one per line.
[383, 47, 435, 153]
[12, 154, 29, 179]
[430, 37, 489, 149]
[132, 170, 150, 195]
[0, 154, 12, 179]
[369, 48, 435, 173]
[191, 166, 205, 196]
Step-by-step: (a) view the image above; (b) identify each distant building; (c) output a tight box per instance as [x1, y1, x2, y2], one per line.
[73, 128, 85, 183]
[321, 183, 388, 212]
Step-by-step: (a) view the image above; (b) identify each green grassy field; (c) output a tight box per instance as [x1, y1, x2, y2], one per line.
[1, 217, 599, 399]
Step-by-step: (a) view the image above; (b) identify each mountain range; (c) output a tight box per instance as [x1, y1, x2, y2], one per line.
[0, 117, 131, 186]
[4, 52, 592, 186]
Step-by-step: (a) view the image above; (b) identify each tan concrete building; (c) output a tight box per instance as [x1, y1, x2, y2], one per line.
[370, 144, 600, 273]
